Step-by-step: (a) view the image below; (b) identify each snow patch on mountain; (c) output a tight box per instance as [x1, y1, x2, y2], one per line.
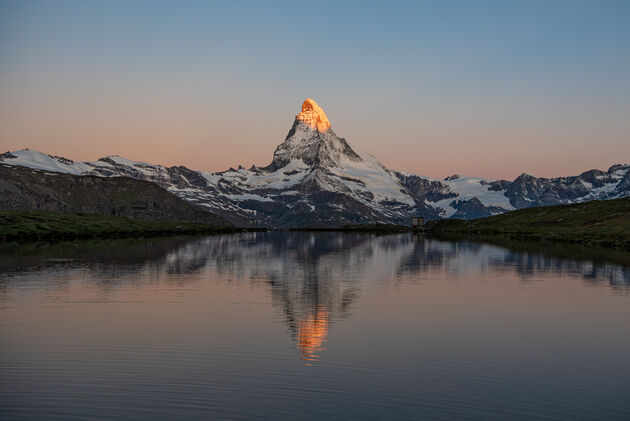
[433, 176, 514, 217]
[332, 149, 415, 206]
[1, 149, 91, 175]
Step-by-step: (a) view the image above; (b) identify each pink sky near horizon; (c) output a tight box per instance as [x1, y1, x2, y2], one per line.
[1, 95, 627, 180]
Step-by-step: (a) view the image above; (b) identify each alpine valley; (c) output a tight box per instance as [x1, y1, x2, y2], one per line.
[2, 99, 629, 228]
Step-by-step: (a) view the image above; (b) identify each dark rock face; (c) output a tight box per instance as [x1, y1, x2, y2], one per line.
[578, 169, 609, 188]
[449, 198, 500, 219]
[395, 172, 456, 203]
[506, 174, 549, 208]
[0, 151, 17, 160]
[0, 164, 232, 226]
[275, 191, 391, 228]
[616, 170, 630, 194]
[504, 167, 630, 209]
[487, 180, 511, 192]
[608, 164, 630, 174]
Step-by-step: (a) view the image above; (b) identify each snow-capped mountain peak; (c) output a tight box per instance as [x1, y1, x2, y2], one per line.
[268, 99, 362, 171]
[296, 98, 331, 132]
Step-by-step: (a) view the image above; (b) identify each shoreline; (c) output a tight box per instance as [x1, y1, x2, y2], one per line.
[423, 197, 630, 251]
[0, 210, 263, 243]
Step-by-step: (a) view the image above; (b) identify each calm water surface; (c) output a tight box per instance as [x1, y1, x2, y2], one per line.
[1, 232, 629, 420]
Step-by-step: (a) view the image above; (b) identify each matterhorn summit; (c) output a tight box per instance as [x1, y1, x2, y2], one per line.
[295, 98, 331, 132]
[268, 98, 363, 170]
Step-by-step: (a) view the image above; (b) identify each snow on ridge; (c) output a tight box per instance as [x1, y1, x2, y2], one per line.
[442, 176, 514, 209]
[1, 149, 162, 176]
[225, 193, 274, 202]
[201, 172, 223, 184]
[332, 150, 415, 206]
[104, 155, 157, 168]
[429, 176, 515, 217]
[1, 149, 86, 175]
[244, 159, 309, 189]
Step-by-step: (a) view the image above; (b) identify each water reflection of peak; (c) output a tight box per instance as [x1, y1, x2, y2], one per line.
[194, 234, 629, 290]
[2, 233, 629, 292]
[296, 306, 330, 364]
[2, 232, 629, 353]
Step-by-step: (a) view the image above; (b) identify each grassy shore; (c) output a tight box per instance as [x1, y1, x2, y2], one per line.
[0, 210, 247, 241]
[425, 197, 630, 249]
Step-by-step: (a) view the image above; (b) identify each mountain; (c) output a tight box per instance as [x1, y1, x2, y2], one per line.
[1, 98, 629, 227]
[0, 163, 232, 226]
[425, 196, 630, 249]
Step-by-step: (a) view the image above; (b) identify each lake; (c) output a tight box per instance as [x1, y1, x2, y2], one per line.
[1, 232, 629, 420]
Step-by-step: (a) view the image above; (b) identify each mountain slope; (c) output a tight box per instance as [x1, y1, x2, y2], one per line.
[1, 98, 629, 227]
[426, 197, 630, 249]
[0, 163, 232, 226]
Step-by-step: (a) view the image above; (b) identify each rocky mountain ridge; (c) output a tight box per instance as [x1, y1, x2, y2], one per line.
[0, 163, 232, 226]
[1, 99, 629, 227]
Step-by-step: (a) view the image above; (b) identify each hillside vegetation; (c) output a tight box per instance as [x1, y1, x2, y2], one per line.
[425, 197, 630, 249]
[0, 211, 242, 241]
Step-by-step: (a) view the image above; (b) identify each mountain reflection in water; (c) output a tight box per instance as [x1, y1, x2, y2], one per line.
[1, 232, 629, 366]
[3, 232, 630, 421]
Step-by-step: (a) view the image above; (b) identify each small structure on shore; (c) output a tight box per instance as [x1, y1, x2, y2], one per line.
[411, 216, 425, 231]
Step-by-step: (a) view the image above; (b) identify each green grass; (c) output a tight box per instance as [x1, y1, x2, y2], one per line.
[426, 197, 630, 249]
[0, 210, 244, 241]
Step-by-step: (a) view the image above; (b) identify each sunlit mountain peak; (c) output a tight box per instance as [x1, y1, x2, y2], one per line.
[296, 98, 331, 132]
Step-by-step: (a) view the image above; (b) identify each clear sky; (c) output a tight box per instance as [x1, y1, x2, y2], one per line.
[1, 0, 629, 180]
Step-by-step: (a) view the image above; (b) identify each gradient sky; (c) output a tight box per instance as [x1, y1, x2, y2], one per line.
[1, 0, 629, 180]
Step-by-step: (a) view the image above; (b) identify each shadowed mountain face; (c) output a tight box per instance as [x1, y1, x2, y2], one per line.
[1, 99, 629, 227]
[0, 164, 231, 225]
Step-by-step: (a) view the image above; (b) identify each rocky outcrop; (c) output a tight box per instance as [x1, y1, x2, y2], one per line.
[616, 170, 630, 195]
[395, 172, 456, 203]
[449, 198, 504, 219]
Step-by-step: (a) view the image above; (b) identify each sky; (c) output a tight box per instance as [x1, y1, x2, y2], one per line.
[0, 0, 629, 180]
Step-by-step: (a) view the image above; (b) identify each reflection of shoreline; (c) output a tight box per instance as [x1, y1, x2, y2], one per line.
[0, 236, 205, 275]
[417, 234, 630, 289]
[424, 233, 630, 268]
[4, 234, 628, 290]
[1, 232, 629, 364]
